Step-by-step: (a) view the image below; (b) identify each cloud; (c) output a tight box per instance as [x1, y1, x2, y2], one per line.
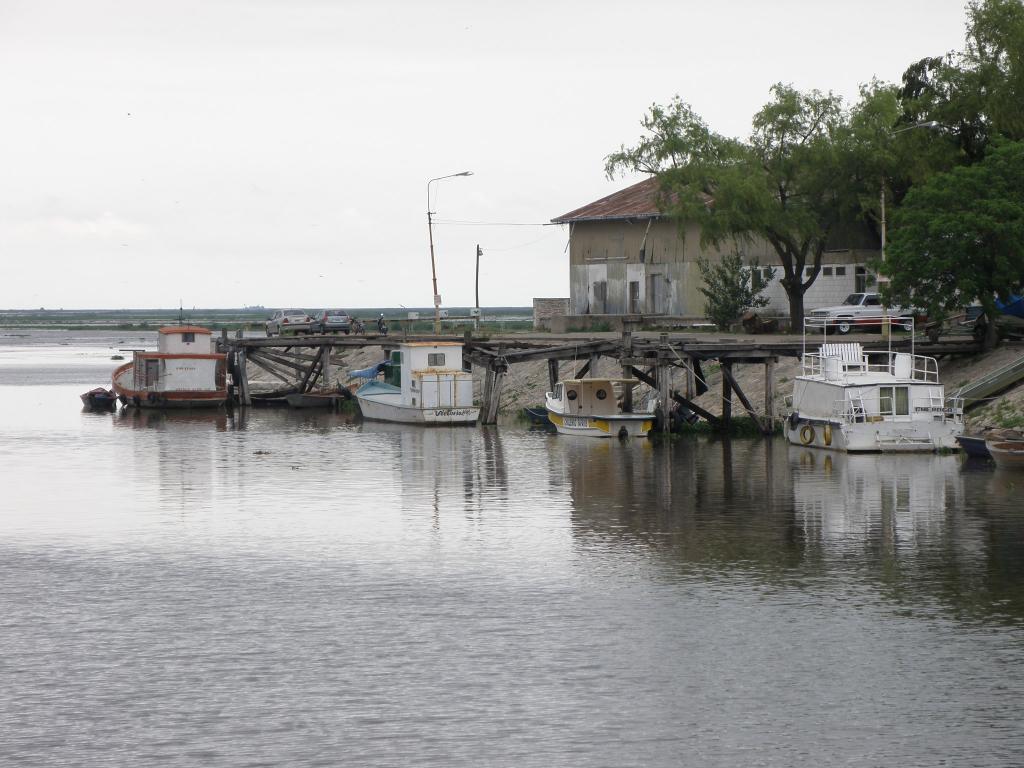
[7, 212, 149, 239]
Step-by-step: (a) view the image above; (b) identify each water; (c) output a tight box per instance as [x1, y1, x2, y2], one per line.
[2, 331, 1024, 766]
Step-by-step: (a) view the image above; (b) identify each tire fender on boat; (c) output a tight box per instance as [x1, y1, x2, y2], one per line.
[800, 424, 816, 445]
[823, 423, 833, 446]
[147, 392, 158, 403]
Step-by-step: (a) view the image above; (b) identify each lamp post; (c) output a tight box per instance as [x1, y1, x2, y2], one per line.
[878, 120, 939, 339]
[427, 171, 473, 335]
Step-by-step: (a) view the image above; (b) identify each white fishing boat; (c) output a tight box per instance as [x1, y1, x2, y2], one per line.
[353, 342, 479, 425]
[786, 318, 963, 452]
[545, 378, 653, 438]
[112, 326, 228, 409]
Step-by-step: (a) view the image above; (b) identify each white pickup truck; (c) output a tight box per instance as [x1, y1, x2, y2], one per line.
[808, 293, 915, 335]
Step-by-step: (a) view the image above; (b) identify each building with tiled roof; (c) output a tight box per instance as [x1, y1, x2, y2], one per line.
[551, 178, 880, 318]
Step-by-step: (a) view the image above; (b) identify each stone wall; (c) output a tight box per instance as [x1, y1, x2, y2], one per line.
[533, 298, 570, 330]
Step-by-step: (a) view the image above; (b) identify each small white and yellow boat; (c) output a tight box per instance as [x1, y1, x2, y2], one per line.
[545, 378, 653, 438]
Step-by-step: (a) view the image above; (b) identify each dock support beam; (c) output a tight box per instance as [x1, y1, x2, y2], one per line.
[721, 361, 733, 426]
[657, 362, 672, 433]
[236, 349, 252, 407]
[764, 358, 776, 433]
[481, 360, 507, 425]
[547, 359, 559, 394]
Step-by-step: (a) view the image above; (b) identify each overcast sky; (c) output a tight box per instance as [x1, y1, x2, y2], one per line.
[1, 0, 971, 310]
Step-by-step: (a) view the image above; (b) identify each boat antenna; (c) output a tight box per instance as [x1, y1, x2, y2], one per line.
[178, 300, 184, 326]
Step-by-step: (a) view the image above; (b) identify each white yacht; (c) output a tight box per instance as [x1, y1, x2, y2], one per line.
[545, 378, 653, 438]
[354, 342, 479, 425]
[786, 319, 963, 452]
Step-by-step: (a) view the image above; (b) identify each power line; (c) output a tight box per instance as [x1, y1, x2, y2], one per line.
[431, 219, 553, 227]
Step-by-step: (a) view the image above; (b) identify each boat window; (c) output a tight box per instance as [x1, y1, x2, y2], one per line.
[894, 387, 909, 415]
[566, 389, 578, 401]
[595, 388, 607, 400]
[879, 386, 894, 415]
[427, 353, 445, 367]
[182, 332, 195, 343]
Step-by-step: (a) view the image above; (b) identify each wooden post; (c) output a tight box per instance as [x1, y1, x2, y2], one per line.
[721, 360, 732, 426]
[322, 344, 332, 389]
[548, 358, 559, 393]
[685, 356, 695, 400]
[658, 362, 672, 433]
[589, 352, 599, 378]
[482, 364, 506, 424]
[764, 358, 776, 433]
[237, 349, 252, 407]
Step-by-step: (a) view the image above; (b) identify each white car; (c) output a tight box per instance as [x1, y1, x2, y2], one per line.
[266, 309, 313, 337]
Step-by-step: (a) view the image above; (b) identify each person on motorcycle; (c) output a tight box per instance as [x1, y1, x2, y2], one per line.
[377, 313, 388, 336]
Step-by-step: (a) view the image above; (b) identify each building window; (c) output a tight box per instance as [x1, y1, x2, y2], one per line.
[427, 353, 446, 367]
[822, 266, 833, 276]
[751, 266, 773, 290]
[182, 332, 195, 343]
[855, 266, 868, 293]
[806, 267, 814, 278]
[835, 266, 846, 276]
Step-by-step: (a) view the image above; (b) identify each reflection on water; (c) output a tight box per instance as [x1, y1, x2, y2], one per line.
[2, 336, 1024, 766]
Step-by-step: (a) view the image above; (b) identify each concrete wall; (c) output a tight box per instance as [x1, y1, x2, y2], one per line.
[533, 298, 570, 330]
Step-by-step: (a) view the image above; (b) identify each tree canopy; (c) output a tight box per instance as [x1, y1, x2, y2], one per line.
[884, 140, 1024, 345]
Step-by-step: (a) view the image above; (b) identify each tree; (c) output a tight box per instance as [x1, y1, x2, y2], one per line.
[884, 140, 1024, 348]
[606, 85, 879, 329]
[899, 0, 1024, 165]
[696, 253, 774, 330]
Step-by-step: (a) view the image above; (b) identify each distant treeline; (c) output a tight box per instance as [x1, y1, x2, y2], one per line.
[0, 307, 533, 330]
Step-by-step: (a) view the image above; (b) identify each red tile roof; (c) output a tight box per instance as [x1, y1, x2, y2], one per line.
[552, 177, 664, 223]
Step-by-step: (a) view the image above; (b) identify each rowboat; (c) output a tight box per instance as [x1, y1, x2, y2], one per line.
[986, 440, 1024, 470]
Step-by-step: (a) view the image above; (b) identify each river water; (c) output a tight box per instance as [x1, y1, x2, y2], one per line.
[2, 330, 1023, 766]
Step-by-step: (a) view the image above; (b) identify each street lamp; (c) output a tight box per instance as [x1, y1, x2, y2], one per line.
[878, 121, 940, 339]
[427, 171, 473, 335]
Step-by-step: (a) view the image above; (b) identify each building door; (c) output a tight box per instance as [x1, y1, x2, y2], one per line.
[591, 281, 607, 314]
[646, 274, 669, 314]
[145, 359, 160, 387]
[628, 281, 640, 314]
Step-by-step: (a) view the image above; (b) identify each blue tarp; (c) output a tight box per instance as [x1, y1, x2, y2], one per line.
[349, 360, 388, 379]
[996, 295, 1024, 319]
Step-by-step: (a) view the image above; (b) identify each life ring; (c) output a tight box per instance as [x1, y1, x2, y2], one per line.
[823, 423, 833, 446]
[147, 392, 158, 403]
[799, 424, 815, 445]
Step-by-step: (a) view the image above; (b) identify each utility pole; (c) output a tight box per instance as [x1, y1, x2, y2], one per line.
[475, 244, 482, 331]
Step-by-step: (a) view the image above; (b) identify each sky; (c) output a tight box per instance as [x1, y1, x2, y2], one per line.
[0, 0, 973, 310]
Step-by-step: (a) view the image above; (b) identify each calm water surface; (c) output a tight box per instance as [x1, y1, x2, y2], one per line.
[2, 331, 1024, 766]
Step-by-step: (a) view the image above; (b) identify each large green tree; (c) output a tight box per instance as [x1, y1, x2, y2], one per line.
[899, 0, 1024, 165]
[606, 85, 881, 327]
[885, 140, 1024, 348]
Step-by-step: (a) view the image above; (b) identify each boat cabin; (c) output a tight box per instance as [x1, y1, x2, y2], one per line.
[384, 342, 474, 409]
[128, 326, 225, 394]
[548, 378, 637, 416]
[794, 343, 953, 424]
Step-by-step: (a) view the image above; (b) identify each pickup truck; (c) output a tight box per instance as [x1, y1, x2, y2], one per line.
[808, 293, 915, 335]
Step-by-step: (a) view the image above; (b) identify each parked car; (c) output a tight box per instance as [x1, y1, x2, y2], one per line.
[808, 293, 916, 335]
[266, 309, 313, 337]
[311, 309, 352, 335]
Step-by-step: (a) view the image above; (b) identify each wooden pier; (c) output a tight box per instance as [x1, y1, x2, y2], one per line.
[218, 329, 981, 433]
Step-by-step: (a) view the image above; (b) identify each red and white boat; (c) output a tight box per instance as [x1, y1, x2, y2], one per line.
[112, 326, 228, 408]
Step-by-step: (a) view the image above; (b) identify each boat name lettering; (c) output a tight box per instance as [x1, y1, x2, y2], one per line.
[564, 416, 590, 428]
[433, 409, 473, 417]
